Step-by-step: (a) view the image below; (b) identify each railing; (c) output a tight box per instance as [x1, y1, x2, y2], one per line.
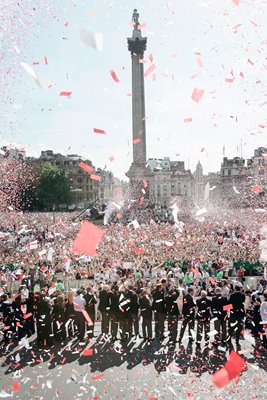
[1, 276, 261, 294]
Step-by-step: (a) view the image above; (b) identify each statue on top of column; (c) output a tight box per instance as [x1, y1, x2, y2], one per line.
[132, 9, 140, 30]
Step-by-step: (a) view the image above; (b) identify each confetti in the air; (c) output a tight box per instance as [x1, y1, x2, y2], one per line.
[110, 70, 120, 83]
[191, 87, 205, 102]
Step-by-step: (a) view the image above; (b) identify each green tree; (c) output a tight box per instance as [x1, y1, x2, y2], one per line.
[36, 163, 70, 210]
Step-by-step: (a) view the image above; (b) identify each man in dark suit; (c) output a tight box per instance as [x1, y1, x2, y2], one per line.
[229, 283, 246, 349]
[127, 284, 140, 339]
[211, 287, 229, 345]
[178, 286, 195, 345]
[139, 289, 153, 341]
[165, 288, 180, 343]
[152, 283, 166, 340]
[196, 290, 211, 347]
[98, 285, 111, 335]
[84, 286, 97, 338]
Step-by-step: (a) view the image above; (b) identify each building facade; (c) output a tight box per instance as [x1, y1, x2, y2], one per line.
[146, 157, 194, 206]
[26, 150, 116, 209]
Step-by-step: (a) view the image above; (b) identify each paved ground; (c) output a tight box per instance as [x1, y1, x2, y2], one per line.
[0, 322, 266, 400]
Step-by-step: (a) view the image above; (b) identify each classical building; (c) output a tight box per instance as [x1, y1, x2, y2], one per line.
[201, 147, 267, 208]
[146, 157, 194, 206]
[26, 150, 116, 209]
[220, 156, 247, 184]
[247, 147, 267, 186]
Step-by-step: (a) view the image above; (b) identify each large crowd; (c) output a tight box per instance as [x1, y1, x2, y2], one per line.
[0, 208, 267, 352]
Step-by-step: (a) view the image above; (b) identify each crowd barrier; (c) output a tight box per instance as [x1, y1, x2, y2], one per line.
[1, 276, 261, 294]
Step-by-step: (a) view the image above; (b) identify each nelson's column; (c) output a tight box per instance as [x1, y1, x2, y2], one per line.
[126, 9, 150, 199]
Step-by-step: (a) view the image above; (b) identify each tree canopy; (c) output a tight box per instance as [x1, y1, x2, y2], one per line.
[36, 162, 70, 210]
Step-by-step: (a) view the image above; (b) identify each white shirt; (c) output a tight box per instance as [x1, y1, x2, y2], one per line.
[260, 300, 267, 325]
[73, 294, 86, 312]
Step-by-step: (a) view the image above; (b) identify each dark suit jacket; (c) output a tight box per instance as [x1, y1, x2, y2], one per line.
[165, 291, 180, 316]
[196, 298, 211, 320]
[211, 295, 228, 320]
[127, 290, 139, 314]
[230, 291, 245, 319]
[98, 291, 110, 312]
[182, 294, 195, 318]
[139, 296, 152, 319]
[152, 289, 165, 313]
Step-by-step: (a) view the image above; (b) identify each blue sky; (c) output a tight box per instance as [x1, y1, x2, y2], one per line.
[1, 0, 267, 179]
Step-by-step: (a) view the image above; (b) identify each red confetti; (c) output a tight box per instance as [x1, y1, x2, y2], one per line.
[82, 309, 94, 326]
[44, 57, 48, 65]
[191, 268, 199, 274]
[91, 373, 105, 381]
[12, 383, 20, 393]
[134, 247, 144, 254]
[64, 21, 69, 27]
[110, 70, 120, 83]
[143, 179, 148, 188]
[184, 118, 192, 123]
[148, 53, 153, 63]
[212, 351, 245, 388]
[225, 78, 234, 83]
[23, 312, 33, 319]
[209, 276, 215, 285]
[191, 88, 204, 103]
[139, 197, 144, 206]
[223, 304, 233, 311]
[60, 91, 72, 96]
[72, 221, 104, 256]
[93, 128, 106, 134]
[232, 0, 240, 4]
[79, 161, 93, 174]
[90, 174, 101, 181]
[138, 23, 147, 30]
[144, 64, 156, 78]
[83, 349, 93, 356]
[251, 185, 263, 194]
[133, 138, 141, 145]
[109, 155, 115, 162]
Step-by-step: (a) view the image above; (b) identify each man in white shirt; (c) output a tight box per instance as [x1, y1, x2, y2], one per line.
[221, 280, 230, 299]
[74, 289, 86, 341]
[20, 285, 29, 299]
